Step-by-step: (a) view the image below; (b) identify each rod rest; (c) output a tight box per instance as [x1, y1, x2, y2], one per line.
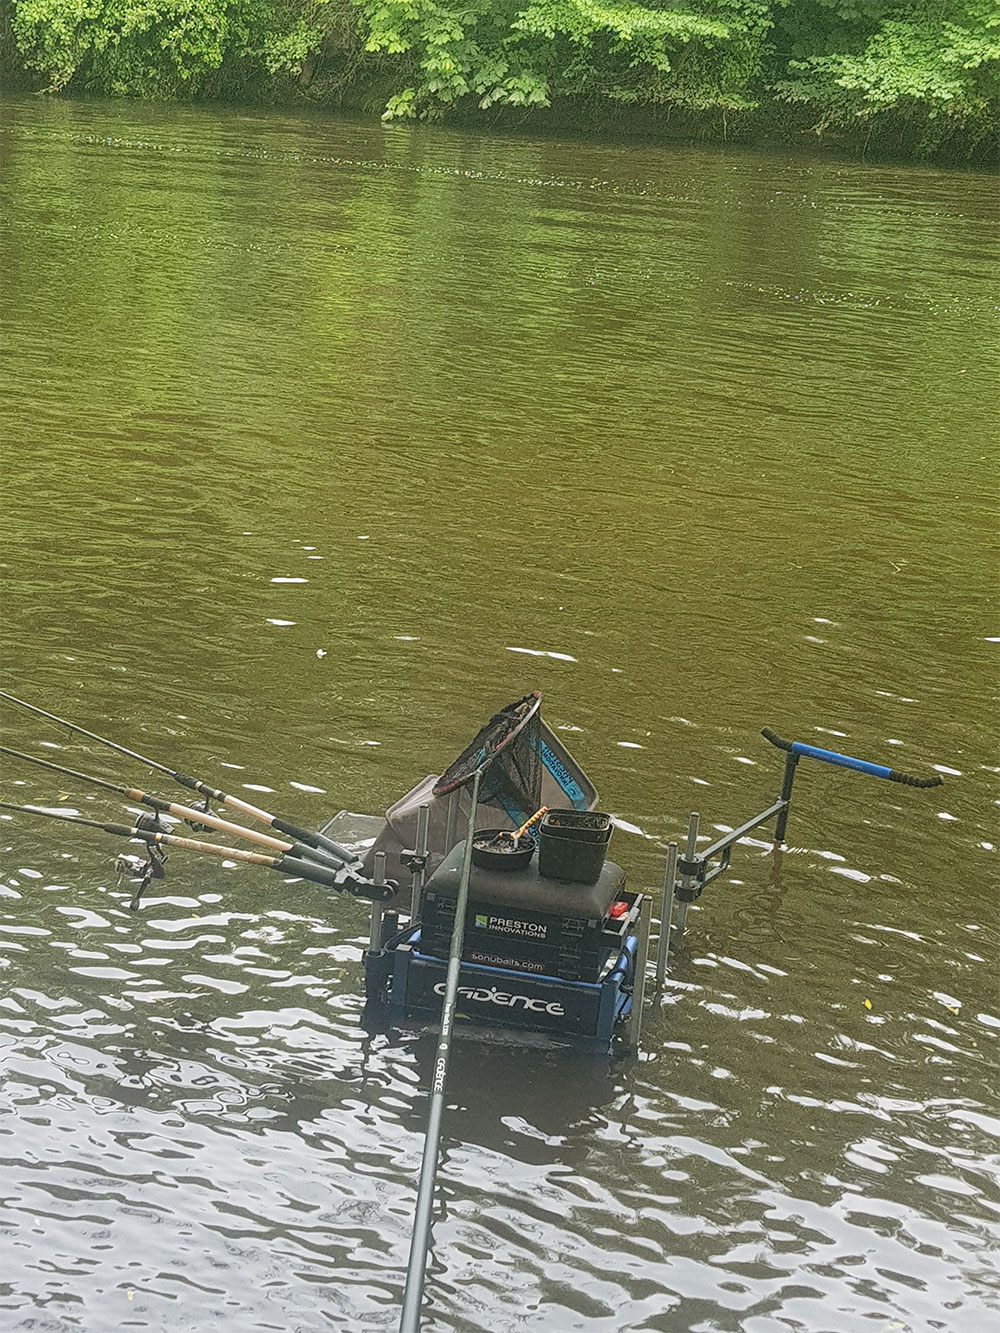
[761, 727, 942, 787]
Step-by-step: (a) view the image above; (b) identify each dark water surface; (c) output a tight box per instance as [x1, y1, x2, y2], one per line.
[1, 95, 997, 1332]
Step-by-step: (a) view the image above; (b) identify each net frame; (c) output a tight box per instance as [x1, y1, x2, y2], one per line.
[432, 691, 542, 813]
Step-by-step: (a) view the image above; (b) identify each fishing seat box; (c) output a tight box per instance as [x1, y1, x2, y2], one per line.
[419, 842, 631, 983]
[387, 936, 639, 1048]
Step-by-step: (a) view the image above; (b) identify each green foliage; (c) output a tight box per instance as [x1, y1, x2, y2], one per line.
[12, 0, 231, 92]
[4, 0, 998, 154]
[359, 0, 774, 118]
[772, 1, 1000, 144]
[8, 0, 348, 95]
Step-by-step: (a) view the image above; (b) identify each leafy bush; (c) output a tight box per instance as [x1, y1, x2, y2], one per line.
[5, 0, 998, 154]
[773, 2, 1000, 139]
[358, 0, 773, 119]
[9, 0, 350, 95]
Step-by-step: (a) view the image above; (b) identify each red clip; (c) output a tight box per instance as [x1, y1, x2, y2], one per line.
[608, 900, 628, 919]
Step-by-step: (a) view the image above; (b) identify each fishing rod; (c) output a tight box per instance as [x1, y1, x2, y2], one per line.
[0, 745, 345, 869]
[0, 689, 359, 867]
[0, 801, 394, 902]
[399, 769, 481, 1333]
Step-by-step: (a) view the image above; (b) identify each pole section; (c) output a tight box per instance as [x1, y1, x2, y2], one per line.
[398, 772, 480, 1333]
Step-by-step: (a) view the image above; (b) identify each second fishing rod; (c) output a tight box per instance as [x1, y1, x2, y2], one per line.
[0, 801, 394, 902]
[0, 745, 347, 869]
[0, 689, 358, 866]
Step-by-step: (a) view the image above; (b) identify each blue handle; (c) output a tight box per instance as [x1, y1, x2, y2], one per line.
[790, 741, 892, 779]
[761, 729, 942, 788]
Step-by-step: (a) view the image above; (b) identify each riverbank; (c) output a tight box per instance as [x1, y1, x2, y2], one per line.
[3, 76, 996, 169]
[3, 0, 997, 166]
[447, 96, 997, 167]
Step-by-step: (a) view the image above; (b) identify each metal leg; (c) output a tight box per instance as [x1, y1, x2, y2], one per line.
[673, 812, 700, 945]
[444, 791, 458, 856]
[368, 851, 386, 953]
[623, 893, 652, 1053]
[774, 752, 799, 845]
[409, 803, 430, 921]
[655, 842, 678, 988]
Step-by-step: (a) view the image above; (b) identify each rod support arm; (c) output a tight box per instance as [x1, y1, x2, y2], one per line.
[761, 728, 942, 787]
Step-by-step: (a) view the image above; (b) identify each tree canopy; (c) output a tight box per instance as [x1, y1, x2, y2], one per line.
[4, 0, 998, 154]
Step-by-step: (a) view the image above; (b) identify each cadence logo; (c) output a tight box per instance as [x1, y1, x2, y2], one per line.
[434, 981, 565, 1016]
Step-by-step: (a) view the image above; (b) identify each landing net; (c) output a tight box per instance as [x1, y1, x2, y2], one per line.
[432, 691, 542, 823]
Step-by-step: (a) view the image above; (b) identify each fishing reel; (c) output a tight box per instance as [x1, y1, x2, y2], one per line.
[183, 792, 215, 834]
[115, 811, 168, 912]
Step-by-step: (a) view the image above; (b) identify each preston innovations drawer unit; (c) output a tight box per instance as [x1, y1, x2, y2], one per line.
[418, 843, 638, 983]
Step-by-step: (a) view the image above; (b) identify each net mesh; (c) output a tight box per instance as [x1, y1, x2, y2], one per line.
[432, 692, 542, 823]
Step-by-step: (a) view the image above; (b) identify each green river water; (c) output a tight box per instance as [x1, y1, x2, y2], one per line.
[0, 94, 997, 1333]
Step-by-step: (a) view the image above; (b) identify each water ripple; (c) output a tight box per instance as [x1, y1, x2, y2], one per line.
[1, 90, 996, 1331]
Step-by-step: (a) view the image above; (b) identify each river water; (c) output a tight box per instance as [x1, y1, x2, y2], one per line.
[0, 94, 997, 1332]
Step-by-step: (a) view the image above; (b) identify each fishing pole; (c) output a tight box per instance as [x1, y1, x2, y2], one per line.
[0, 801, 394, 901]
[399, 769, 481, 1333]
[0, 745, 348, 868]
[0, 690, 359, 867]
